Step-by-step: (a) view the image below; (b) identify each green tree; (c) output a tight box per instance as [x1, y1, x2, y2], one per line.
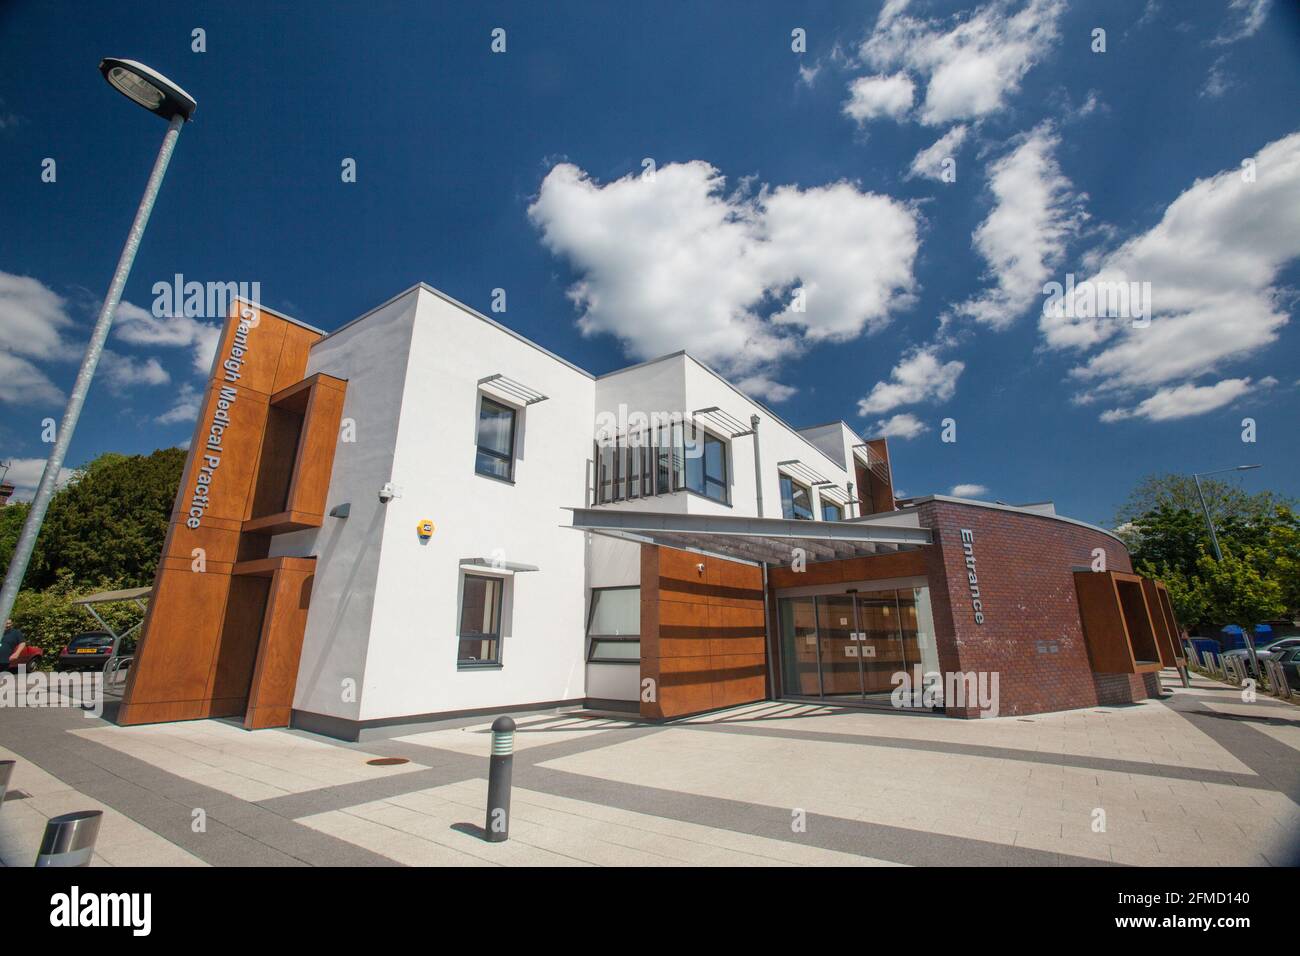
[0, 498, 30, 573]
[1195, 549, 1285, 630]
[11, 574, 147, 668]
[1145, 558, 1209, 632]
[1115, 473, 1293, 528]
[0, 448, 185, 591]
[1128, 506, 1213, 580]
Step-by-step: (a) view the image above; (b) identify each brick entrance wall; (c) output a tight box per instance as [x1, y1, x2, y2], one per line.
[915, 500, 1160, 717]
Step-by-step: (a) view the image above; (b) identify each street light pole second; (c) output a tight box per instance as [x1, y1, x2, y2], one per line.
[0, 112, 185, 632]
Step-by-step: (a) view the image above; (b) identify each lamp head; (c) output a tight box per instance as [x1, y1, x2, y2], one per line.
[99, 58, 196, 121]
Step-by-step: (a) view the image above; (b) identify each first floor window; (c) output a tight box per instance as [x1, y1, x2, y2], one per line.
[685, 431, 729, 503]
[781, 475, 814, 520]
[475, 397, 516, 481]
[458, 574, 503, 665]
[822, 500, 843, 522]
[587, 586, 640, 663]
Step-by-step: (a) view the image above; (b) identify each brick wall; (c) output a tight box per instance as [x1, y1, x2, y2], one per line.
[916, 500, 1159, 717]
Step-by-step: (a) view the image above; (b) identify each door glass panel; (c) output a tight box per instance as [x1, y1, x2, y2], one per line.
[855, 590, 903, 694]
[816, 594, 862, 699]
[778, 596, 821, 697]
[778, 585, 938, 704]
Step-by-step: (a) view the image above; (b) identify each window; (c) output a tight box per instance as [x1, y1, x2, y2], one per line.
[821, 500, 843, 522]
[475, 397, 516, 481]
[457, 574, 503, 665]
[781, 475, 813, 520]
[685, 431, 729, 503]
[587, 586, 640, 663]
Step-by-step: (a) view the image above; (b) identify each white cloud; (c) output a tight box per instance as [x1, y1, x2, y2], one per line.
[529, 161, 919, 381]
[114, 300, 221, 375]
[1212, 0, 1270, 45]
[0, 273, 192, 407]
[155, 383, 203, 426]
[0, 271, 78, 405]
[2, 458, 76, 500]
[1099, 378, 1252, 422]
[843, 73, 915, 123]
[906, 125, 968, 181]
[860, 0, 1064, 126]
[954, 123, 1085, 328]
[872, 412, 929, 439]
[1042, 131, 1300, 417]
[736, 375, 797, 403]
[99, 351, 170, 391]
[0, 351, 63, 406]
[1201, 56, 1233, 98]
[797, 62, 822, 87]
[950, 483, 989, 497]
[857, 347, 964, 415]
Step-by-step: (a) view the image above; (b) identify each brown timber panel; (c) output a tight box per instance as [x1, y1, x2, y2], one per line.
[120, 303, 326, 727]
[244, 560, 315, 729]
[642, 545, 767, 719]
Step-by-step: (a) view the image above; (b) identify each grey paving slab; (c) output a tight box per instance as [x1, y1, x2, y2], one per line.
[676, 720, 1272, 791]
[514, 765, 1115, 867]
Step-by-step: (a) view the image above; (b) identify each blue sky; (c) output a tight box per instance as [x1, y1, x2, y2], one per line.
[0, 0, 1296, 526]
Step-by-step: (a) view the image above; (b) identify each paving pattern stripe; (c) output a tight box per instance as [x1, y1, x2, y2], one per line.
[675, 719, 1269, 790]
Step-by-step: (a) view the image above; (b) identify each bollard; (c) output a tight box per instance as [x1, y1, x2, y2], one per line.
[0, 760, 13, 806]
[35, 810, 103, 867]
[485, 715, 515, 843]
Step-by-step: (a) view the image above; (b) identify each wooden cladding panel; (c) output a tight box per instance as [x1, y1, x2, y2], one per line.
[767, 547, 926, 589]
[244, 561, 315, 730]
[1073, 571, 1133, 673]
[641, 545, 768, 720]
[285, 375, 347, 520]
[1072, 571, 1165, 675]
[1155, 584, 1185, 664]
[1141, 578, 1182, 667]
[121, 304, 329, 729]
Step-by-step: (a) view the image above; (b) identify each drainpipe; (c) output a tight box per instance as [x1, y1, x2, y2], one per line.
[751, 414, 764, 517]
[762, 561, 777, 701]
[847, 480, 855, 519]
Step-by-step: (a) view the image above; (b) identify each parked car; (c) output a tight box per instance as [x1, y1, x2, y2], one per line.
[1272, 647, 1300, 693]
[57, 631, 117, 671]
[1221, 637, 1300, 676]
[2, 645, 41, 673]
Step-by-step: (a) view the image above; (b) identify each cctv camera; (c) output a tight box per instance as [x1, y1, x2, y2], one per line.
[378, 482, 400, 504]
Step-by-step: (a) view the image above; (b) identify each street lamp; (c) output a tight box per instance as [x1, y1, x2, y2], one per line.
[1191, 463, 1262, 673]
[1191, 464, 1261, 562]
[0, 60, 196, 631]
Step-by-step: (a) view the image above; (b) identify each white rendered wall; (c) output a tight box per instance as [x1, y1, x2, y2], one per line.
[355, 288, 596, 721]
[273, 290, 420, 721]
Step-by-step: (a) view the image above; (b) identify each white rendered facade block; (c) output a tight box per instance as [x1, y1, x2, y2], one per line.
[277, 285, 876, 725]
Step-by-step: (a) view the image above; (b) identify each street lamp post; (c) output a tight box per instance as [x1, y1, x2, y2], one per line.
[1191, 464, 1263, 674]
[0, 60, 196, 632]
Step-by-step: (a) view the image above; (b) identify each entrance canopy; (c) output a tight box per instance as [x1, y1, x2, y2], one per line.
[566, 507, 932, 565]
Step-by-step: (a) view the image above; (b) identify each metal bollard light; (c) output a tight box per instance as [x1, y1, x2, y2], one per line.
[0, 760, 13, 806]
[485, 716, 515, 843]
[36, 809, 103, 867]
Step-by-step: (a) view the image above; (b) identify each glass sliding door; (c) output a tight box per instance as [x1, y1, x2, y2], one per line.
[855, 590, 905, 694]
[777, 585, 937, 704]
[817, 594, 862, 699]
[778, 596, 821, 697]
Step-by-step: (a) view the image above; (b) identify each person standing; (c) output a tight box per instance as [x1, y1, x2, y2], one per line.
[0, 618, 27, 667]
